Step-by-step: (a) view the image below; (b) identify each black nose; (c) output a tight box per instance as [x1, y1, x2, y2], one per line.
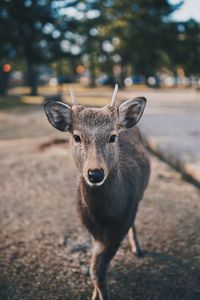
[88, 169, 104, 184]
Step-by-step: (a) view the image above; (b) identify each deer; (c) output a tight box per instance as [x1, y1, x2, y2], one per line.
[44, 85, 150, 300]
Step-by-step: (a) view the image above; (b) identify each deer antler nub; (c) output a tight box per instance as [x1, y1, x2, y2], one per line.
[69, 86, 77, 105]
[111, 84, 118, 106]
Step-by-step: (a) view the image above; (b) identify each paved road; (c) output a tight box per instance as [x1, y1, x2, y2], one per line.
[135, 89, 200, 186]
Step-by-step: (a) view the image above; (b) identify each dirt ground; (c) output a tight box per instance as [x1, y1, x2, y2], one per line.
[0, 132, 200, 300]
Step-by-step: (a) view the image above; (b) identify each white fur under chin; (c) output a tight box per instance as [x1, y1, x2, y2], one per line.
[84, 176, 107, 188]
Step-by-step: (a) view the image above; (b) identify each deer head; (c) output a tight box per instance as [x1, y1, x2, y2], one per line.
[44, 85, 146, 187]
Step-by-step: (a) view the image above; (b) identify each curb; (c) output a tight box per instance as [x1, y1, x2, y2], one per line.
[143, 135, 200, 190]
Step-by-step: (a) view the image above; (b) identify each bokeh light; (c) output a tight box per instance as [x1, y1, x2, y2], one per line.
[3, 64, 11, 73]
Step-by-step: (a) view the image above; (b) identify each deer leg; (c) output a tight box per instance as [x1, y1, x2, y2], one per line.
[128, 224, 144, 257]
[91, 286, 99, 300]
[90, 240, 118, 300]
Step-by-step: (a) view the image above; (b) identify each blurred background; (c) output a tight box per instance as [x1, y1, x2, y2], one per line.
[0, 0, 200, 97]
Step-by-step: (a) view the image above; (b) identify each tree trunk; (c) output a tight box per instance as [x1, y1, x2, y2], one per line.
[69, 58, 77, 83]
[119, 64, 127, 88]
[27, 61, 38, 96]
[89, 53, 96, 88]
[102, 55, 115, 86]
[0, 64, 8, 96]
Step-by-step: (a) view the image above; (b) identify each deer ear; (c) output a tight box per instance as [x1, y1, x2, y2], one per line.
[44, 100, 71, 132]
[118, 97, 146, 130]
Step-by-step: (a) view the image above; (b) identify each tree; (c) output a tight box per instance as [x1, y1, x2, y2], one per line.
[107, 0, 183, 86]
[0, 1, 15, 95]
[0, 0, 67, 95]
[65, 0, 109, 87]
[168, 19, 200, 78]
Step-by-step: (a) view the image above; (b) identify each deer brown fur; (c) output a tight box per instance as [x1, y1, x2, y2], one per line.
[44, 93, 150, 300]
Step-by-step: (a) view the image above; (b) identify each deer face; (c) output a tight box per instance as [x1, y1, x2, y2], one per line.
[44, 94, 146, 187]
[70, 105, 118, 186]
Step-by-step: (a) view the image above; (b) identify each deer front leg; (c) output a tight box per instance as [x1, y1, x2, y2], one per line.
[128, 224, 144, 257]
[90, 240, 118, 300]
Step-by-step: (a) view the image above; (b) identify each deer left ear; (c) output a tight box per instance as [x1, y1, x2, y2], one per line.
[118, 97, 146, 130]
[44, 100, 72, 132]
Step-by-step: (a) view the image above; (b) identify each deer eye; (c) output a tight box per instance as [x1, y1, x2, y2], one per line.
[109, 135, 117, 143]
[73, 135, 81, 143]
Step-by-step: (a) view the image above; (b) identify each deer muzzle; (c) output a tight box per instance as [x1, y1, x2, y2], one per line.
[88, 169, 105, 184]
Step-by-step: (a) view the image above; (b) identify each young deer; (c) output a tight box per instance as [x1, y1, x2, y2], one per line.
[44, 85, 150, 300]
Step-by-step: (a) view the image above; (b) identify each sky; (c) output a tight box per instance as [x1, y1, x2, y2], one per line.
[170, 0, 200, 21]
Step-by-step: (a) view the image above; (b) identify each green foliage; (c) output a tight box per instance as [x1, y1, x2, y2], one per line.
[106, 0, 184, 82]
[168, 20, 200, 76]
[0, 0, 80, 94]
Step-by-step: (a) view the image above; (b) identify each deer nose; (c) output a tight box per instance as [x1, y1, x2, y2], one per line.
[88, 169, 104, 184]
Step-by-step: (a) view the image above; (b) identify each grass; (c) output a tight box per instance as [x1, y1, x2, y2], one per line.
[0, 95, 42, 110]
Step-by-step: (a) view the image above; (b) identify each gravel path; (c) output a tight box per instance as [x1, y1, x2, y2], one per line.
[0, 138, 200, 300]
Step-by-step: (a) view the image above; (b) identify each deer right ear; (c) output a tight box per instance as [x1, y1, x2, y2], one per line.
[44, 100, 71, 132]
[118, 97, 146, 130]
